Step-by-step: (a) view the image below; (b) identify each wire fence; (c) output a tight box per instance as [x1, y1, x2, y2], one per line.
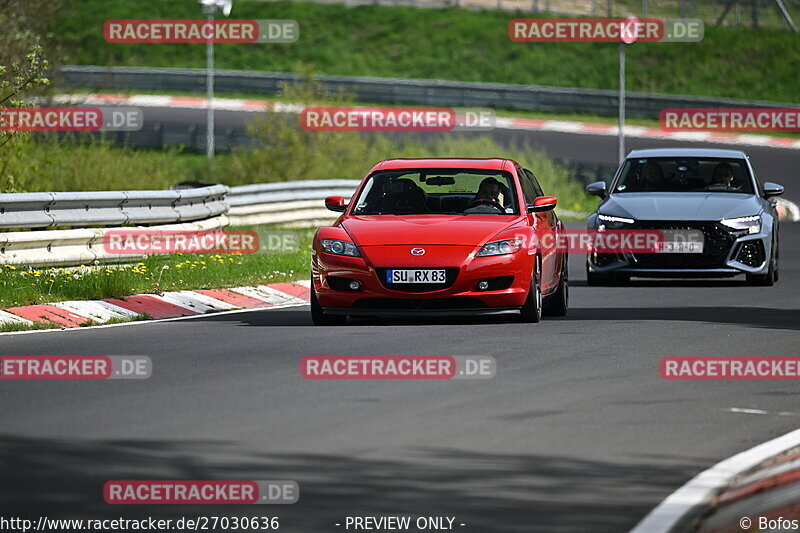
[278, 0, 799, 30]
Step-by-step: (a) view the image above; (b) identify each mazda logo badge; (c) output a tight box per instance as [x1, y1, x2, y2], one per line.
[410, 248, 426, 256]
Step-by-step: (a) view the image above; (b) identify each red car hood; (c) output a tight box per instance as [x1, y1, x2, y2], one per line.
[341, 215, 522, 246]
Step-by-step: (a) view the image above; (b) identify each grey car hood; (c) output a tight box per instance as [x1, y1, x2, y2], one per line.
[600, 192, 763, 221]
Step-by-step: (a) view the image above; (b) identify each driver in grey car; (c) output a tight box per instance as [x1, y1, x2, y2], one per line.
[643, 162, 669, 191]
[711, 162, 736, 188]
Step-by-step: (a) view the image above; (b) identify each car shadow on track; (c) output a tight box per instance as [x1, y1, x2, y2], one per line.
[194, 302, 799, 331]
[570, 279, 748, 288]
[198, 301, 800, 331]
[567, 306, 800, 331]
[200, 307, 526, 328]
[0, 435, 709, 533]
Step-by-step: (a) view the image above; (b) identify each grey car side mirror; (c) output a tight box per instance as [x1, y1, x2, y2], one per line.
[763, 182, 784, 198]
[586, 181, 607, 198]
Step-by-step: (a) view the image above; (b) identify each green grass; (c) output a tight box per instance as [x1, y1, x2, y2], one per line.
[0, 228, 312, 309]
[0, 135, 209, 193]
[0, 320, 59, 333]
[3, 131, 596, 213]
[52, 0, 800, 103]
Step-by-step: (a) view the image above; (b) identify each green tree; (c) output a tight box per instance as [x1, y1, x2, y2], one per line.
[0, 0, 60, 191]
[228, 66, 374, 182]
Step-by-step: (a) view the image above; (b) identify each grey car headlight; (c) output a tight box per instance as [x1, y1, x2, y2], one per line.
[598, 214, 635, 224]
[720, 215, 761, 235]
[597, 214, 635, 230]
[320, 238, 361, 257]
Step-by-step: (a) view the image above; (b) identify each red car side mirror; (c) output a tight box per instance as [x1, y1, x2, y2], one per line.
[325, 196, 348, 213]
[528, 196, 557, 213]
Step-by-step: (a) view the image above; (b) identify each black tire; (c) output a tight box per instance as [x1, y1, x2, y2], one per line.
[544, 255, 568, 317]
[613, 272, 631, 284]
[310, 280, 347, 325]
[586, 263, 613, 286]
[746, 238, 778, 287]
[746, 261, 775, 286]
[773, 236, 780, 283]
[520, 258, 542, 323]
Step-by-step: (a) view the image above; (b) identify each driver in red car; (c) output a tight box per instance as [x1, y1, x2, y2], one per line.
[464, 177, 505, 214]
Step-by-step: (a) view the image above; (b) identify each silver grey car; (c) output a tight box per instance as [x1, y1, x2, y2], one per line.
[585, 148, 784, 286]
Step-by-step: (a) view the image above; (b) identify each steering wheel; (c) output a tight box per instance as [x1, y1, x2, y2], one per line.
[466, 198, 505, 213]
[704, 183, 739, 192]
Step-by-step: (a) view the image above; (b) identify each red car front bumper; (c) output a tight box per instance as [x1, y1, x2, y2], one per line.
[312, 244, 532, 315]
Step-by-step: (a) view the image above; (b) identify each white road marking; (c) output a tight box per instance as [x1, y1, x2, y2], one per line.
[629, 427, 800, 533]
[52, 300, 141, 323]
[171, 290, 240, 311]
[0, 282, 310, 336]
[727, 407, 798, 416]
[728, 407, 769, 415]
[0, 301, 308, 336]
[0, 310, 34, 325]
[230, 285, 300, 305]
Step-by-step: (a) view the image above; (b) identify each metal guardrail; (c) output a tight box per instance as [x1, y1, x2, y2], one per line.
[0, 216, 230, 267]
[227, 180, 594, 223]
[56, 66, 794, 119]
[0, 179, 598, 267]
[1, 179, 795, 266]
[0, 181, 356, 266]
[0, 185, 229, 266]
[227, 180, 359, 226]
[0, 185, 229, 230]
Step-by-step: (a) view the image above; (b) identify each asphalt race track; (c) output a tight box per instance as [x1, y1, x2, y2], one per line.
[1, 220, 799, 532]
[6, 103, 800, 532]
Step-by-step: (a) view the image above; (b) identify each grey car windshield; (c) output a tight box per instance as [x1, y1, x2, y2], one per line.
[352, 169, 519, 215]
[614, 157, 755, 194]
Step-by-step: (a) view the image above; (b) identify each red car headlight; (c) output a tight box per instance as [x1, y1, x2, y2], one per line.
[320, 238, 361, 257]
[476, 238, 523, 257]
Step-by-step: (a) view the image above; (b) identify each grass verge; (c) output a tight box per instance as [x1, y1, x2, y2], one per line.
[2, 131, 597, 214]
[0, 228, 312, 309]
[53, 0, 800, 103]
[0, 321, 60, 333]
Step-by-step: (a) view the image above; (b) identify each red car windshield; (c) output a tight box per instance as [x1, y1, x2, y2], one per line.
[352, 169, 519, 215]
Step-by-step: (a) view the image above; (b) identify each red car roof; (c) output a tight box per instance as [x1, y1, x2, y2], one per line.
[371, 158, 516, 172]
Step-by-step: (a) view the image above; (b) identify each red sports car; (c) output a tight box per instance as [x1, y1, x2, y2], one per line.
[310, 158, 568, 325]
